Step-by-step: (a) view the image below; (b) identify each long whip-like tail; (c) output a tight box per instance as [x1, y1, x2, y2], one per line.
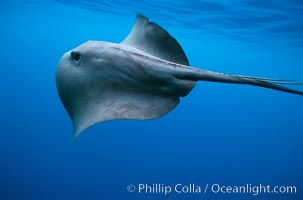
[175, 67, 303, 96]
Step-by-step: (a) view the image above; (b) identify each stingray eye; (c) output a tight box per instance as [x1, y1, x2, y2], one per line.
[71, 51, 81, 62]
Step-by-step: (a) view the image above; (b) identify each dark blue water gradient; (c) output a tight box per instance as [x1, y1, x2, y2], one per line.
[0, 1, 303, 200]
[53, 0, 303, 47]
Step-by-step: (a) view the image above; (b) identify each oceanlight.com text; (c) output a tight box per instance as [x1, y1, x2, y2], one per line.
[126, 183, 297, 196]
[210, 183, 296, 196]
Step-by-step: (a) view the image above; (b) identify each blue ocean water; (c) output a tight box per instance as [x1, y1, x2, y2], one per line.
[1, 0, 303, 199]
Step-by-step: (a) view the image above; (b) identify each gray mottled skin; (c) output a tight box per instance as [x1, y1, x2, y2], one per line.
[56, 15, 303, 138]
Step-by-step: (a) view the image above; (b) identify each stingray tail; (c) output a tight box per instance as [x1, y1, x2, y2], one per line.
[175, 68, 303, 96]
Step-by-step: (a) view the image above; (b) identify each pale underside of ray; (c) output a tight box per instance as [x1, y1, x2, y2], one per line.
[55, 15, 303, 139]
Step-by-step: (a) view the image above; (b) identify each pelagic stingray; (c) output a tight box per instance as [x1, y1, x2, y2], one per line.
[56, 15, 303, 138]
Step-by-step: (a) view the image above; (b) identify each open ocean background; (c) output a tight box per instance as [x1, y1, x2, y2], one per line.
[1, 0, 303, 199]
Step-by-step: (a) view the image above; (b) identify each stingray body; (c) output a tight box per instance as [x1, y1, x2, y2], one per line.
[56, 15, 303, 138]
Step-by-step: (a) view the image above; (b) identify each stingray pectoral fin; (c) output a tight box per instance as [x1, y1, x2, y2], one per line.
[175, 68, 303, 95]
[121, 15, 190, 65]
[71, 90, 180, 138]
